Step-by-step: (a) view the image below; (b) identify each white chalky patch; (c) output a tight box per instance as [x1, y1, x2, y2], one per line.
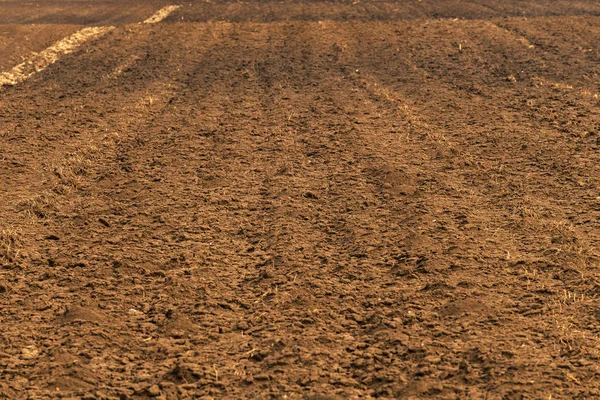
[143, 5, 181, 24]
[0, 4, 180, 87]
[0, 26, 113, 87]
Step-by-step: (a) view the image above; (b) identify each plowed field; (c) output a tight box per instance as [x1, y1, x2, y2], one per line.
[3, 1, 600, 398]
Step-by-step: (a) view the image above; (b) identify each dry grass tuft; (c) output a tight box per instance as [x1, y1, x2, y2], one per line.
[16, 191, 60, 219]
[46, 149, 97, 191]
[0, 227, 22, 262]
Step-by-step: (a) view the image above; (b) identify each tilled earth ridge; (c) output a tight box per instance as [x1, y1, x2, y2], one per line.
[0, 1, 170, 25]
[2, 1, 600, 399]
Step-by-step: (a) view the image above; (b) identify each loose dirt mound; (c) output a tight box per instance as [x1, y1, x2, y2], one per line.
[2, 1, 600, 398]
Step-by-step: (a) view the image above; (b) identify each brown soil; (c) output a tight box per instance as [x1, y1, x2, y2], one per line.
[0, 25, 85, 70]
[0, 1, 167, 25]
[2, 1, 600, 399]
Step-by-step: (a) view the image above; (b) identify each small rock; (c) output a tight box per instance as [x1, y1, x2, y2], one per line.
[147, 384, 161, 397]
[254, 373, 270, 381]
[21, 345, 39, 360]
[234, 320, 249, 331]
[11, 376, 28, 390]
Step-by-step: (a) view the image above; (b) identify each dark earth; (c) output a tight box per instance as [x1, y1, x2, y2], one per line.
[3, 0, 600, 398]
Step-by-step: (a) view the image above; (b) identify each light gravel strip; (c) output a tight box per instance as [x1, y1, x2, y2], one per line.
[0, 5, 180, 87]
[143, 5, 181, 24]
[0, 26, 114, 87]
